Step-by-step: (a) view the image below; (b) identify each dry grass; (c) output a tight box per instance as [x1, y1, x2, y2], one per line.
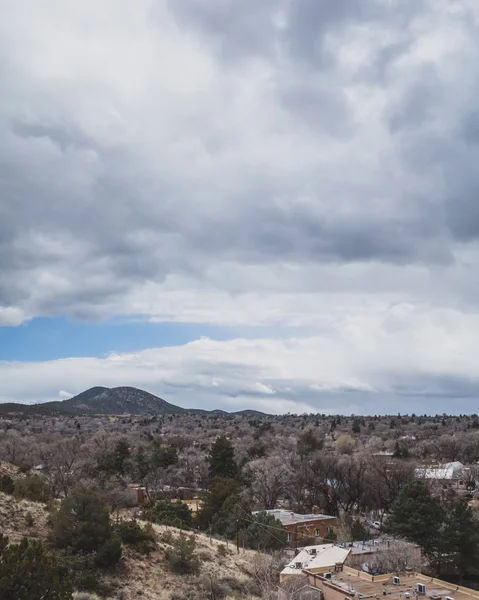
[0, 491, 51, 542]
[108, 523, 262, 600]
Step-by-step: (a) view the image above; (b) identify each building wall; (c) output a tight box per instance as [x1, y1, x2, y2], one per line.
[285, 517, 338, 545]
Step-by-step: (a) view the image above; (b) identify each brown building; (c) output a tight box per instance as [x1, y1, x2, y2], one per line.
[301, 567, 479, 600]
[255, 510, 337, 546]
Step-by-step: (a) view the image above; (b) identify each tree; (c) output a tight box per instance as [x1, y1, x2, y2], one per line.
[51, 486, 122, 566]
[209, 437, 238, 480]
[384, 480, 444, 558]
[244, 511, 287, 550]
[352, 418, 361, 434]
[0, 535, 72, 600]
[14, 475, 51, 503]
[98, 439, 130, 477]
[442, 499, 479, 580]
[297, 430, 323, 457]
[249, 456, 291, 510]
[350, 520, 368, 541]
[151, 442, 178, 470]
[164, 533, 200, 574]
[0, 475, 14, 495]
[145, 499, 192, 528]
[336, 435, 356, 455]
[196, 477, 247, 537]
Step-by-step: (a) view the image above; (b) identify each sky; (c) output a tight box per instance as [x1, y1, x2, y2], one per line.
[2, 0, 479, 414]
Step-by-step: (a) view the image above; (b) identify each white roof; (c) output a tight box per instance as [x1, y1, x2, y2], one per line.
[280, 544, 350, 576]
[254, 509, 335, 526]
[415, 461, 466, 480]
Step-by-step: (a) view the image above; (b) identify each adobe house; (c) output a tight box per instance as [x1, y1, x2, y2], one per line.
[254, 509, 337, 546]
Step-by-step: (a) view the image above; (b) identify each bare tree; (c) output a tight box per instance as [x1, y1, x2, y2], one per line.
[249, 456, 292, 509]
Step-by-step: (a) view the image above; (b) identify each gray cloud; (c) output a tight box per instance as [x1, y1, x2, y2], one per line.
[2, 0, 479, 411]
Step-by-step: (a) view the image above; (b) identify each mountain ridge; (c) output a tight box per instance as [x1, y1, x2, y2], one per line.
[0, 386, 267, 417]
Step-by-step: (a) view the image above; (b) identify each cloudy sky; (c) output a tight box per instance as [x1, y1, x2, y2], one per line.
[2, 0, 479, 414]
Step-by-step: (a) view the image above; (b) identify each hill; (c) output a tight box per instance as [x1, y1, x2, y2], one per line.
[0, 386, 268, 417]
[41, 386, 186, 416]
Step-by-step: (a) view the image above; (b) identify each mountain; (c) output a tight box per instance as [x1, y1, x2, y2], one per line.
[0, 386, 268, 417]
[41, 386, 186, 416]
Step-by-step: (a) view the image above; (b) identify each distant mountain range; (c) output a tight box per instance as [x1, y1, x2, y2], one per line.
[0, 386, 267, 417]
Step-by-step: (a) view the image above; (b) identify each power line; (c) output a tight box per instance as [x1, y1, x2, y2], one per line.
[235, 504, 337, 547]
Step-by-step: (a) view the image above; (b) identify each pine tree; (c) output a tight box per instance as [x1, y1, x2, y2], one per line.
[384, 480, 444, 558]
[51, 486, 122, 567]
[442, 499, 479, 580]
[209, 437, 238, 480]
[0, 535, 72, 600]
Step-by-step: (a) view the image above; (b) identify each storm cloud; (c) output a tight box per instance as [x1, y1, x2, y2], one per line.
[2, 0, 479, 412]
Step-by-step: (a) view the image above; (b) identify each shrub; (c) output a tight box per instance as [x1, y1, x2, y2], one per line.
[164, 533, 200, 575]
[25, 511, 34, 527]
[217, 544, 227, 557]
[0, 534, 72, 599]
[145, 499, 193, 528]
[0, 474, 14, 495]
[94, 535, 122, 568]
[115, 520, 156, 554]
[51, 486, 122, 567]
[14, 475, 51, 502]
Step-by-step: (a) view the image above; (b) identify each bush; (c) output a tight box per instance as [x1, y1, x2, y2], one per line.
[14, 475, 51, 502]
[0, 534, 72, 599]
[145, 499, 193, 528]
[25, 511, 34, 527]
[0, 474, 14, 495]
[94, 535, 122, 568]
[115, 520, 156, 554]
[164, 533, 200, 575]
[217, 544, 227, 557]
[51, 486, 122, 568]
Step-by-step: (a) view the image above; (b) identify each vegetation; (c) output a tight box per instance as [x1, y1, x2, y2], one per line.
[14, 475, 51, 503]
[50, 486, 122, 567]
[164, 532, 200, 574]
[4, 408, 479, 585]
[145, 499, 193, 528]
[115, 519, 157, 554]
[0, 535, 72, 600]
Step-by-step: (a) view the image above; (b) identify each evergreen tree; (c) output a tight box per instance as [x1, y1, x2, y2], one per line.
[146, 499, 192, 528]
[151, 442, 178, 469]
[350, 520, 368, 541]
[208, 437, 238, 480]
[442, 499, 479, 580]
[51, 486, 122, 566]
[352, 418, 361, 434]
[384, 480, 444, 558]
[0, 535, 72, 600]
[196, 477, 246, 537]
[244, 511, 287, 550]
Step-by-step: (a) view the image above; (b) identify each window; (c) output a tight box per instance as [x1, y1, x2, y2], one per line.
[314, 528, 320, 537]
[287, 533, 293, 542]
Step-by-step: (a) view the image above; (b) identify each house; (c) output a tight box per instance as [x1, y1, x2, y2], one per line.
[415, 461, 468, 488]
[280, 544, 350, 583]
[254, 509, 337, 546]
[300, 566, 479, 600]
[343, 537, 422, 572]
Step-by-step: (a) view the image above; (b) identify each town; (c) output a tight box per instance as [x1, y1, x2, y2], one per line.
[1, 405, 479, 599]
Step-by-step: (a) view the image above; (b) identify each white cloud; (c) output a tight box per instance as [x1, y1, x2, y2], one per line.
[2, 301, 479, 413]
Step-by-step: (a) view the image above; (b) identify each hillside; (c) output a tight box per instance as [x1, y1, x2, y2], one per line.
[0, 483, 265, 600]
[0, 386, 267, 417]
[41, 386, 186, 416]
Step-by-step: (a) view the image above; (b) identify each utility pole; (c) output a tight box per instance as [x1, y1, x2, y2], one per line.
[236, 519, 240, 554]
